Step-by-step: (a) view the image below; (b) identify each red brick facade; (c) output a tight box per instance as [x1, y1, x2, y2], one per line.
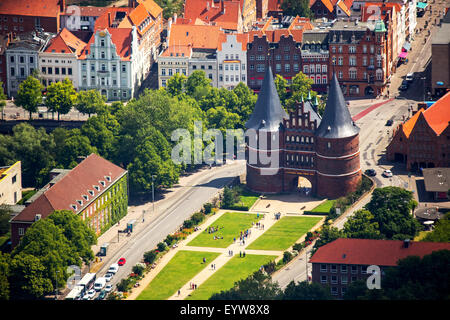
[246, 100, 361, 198]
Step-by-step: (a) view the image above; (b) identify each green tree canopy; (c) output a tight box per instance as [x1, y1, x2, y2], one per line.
[15, 76, 43, 120]
[185, 70, 211, 97]
[45, 78, 76, 120]
[281, 0, 314, 19]
[75, 89, 106, 117]
[365, 187, 421, 239]
[283, 281, 332, 300]
[210, 271, 282, 300]
[166, 72, 187, 96]
[343, 209, 382, 239]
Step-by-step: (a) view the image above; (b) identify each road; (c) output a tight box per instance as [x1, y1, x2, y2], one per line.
[89, 160, 246, 297]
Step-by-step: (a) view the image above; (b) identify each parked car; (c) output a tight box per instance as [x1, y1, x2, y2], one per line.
[118, 258, 126, 266]
[83, 289, 96, 300]
[104, 272, 113, 282]
[94, 277, 106, 291]
[382, 169, 393, 177]
[105, 284, 113, 293]
[406, 73, 414, 82]
[96, 290, 107, 300]
[365, 169, 377, 176]
[108, 263, 119, 274]
[399, 80, 409, 90]
[385, 119, 394, 126]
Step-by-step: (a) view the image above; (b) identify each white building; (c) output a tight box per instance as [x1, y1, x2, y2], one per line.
[78, 27, 138, 101]
[158, 45, 191, 88]
[39, 28, 85, 89]
[5, 32, 51, 97]
[216, 34, 248, 90]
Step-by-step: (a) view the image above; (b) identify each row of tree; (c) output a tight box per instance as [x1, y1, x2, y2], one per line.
[0, 210, 96, 300]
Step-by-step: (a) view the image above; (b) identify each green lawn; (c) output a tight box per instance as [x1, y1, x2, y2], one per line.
[136, 250, 220, 300]
[237, 190, 260, 209]
[310, 200, 336, 213]
[246, 216, 322, 251]
[187, 212, 262, 248]
[186, 254, 276, 300]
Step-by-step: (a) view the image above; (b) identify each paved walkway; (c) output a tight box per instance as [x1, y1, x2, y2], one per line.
[126, 204, 324, 300]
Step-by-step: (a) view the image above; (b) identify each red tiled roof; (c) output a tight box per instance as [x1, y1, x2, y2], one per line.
[63, 6, 107, 17]
[138, 0, 163, 18]
[168, 24, 223, 49]
[12, 154, 127, 223]
[217, 33, 249, 51]
[80, 28, 133, 61]
[45, 28, 87, 55]
[309, 238, 450, 266]
[402, 91, 450, 137]
[94, 7, 133, 30]
[160, 45, 192, 57]
[337, 0, 351, 16]
[184, 0, 241, 31]
[268, 0, 282, 12]
[0, 0, 62, 18]
[126, 3, 154, 35]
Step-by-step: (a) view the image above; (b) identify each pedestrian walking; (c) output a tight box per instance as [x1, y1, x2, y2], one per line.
[178, 289, 181, 296]
[240, 251, 242, 257]
[203, 257, 206, 263]
[243, 251, 246, 257]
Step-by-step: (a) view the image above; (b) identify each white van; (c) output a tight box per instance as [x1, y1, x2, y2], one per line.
[108, 263, 119, 274]
[93, 277, 106, 292]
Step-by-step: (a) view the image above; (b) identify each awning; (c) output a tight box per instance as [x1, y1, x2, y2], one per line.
[399, 51, 408, 58]
[402, 42, 411, 51]
[417, 2, 428, 9]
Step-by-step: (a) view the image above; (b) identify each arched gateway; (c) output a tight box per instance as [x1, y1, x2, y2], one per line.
[245, 68, 362, 199]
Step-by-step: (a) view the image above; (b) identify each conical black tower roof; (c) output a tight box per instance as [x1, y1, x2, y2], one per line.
[245, 67, 288, 131]
[315, 72, 360, 139]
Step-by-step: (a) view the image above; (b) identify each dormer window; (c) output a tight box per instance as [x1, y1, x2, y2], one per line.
[83, 195, 89, 201]
[88, 190, 94, 196]
[105, 176, 111, 182]
[71, 204, 77, 210]
[94, 185, 100, 191]
[77, 200, 83, 206]
[100, 181, 106, 187]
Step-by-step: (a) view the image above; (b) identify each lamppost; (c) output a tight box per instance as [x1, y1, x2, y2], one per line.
[142, 209, 146, 223]
[152, 175, 157, 215]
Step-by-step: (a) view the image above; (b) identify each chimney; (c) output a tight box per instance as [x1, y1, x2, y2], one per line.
[403, 239, 410, 248]
[108, 12, 112, 28]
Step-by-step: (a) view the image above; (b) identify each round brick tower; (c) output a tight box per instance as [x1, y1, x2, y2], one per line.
[245, 67, 288, 193]
[315, 72, 362, 198]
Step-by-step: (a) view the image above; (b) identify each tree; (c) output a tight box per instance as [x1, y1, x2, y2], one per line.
[365, 187, 421, 239]
[0, 205, 12, 237]
[166, 73, 187, 96]
[422, 212, 450, 242]
[283, 281, 332, 300]
[274, 74, 288, 105]
[286, 72, 315, 109]
[221, 187, 240, 208]
[343, 209, 382, 239]
[9, 253, 52, 299]
[210, 271, 282, 300]
[185, 70, 211, 97]
[281, 0, 314, 19]
[75, 89, 106, 117]
[0, 252, 10, 300]
[311, 223, 345, 255]
[47, 210, 96, 265]
[81, 112, 119, 159]
[15, 76, 43, 120]
[143, 251, 157, 264]
[45, 78, 77, 120]
[52, 128, 97, 169]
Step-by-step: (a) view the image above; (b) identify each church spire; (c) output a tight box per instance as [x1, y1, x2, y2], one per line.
[315, 72, 360, 139]
[245, 66, 288, 131]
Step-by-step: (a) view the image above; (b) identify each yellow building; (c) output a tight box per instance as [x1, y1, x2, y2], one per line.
[0, 161, 22, 205]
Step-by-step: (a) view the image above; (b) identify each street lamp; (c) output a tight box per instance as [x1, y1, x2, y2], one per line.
[420, 77, 427, 101]
[152, 175, 157, 216]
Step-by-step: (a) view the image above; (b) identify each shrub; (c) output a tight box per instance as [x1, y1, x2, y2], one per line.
[117, 278, 133, 292]
[263, 261, 276, 274]
[191, 212, 205, 224]
[143, 250, 157, 264]
[283, 251, 293, 264]
[165, 234, 175, 246]
[292, 243, 304, 251]
[183, 219, 194, 229]
[157, 242, 166, 252]
[132, 264, 145, 277]
[203, 203, 213, 214]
